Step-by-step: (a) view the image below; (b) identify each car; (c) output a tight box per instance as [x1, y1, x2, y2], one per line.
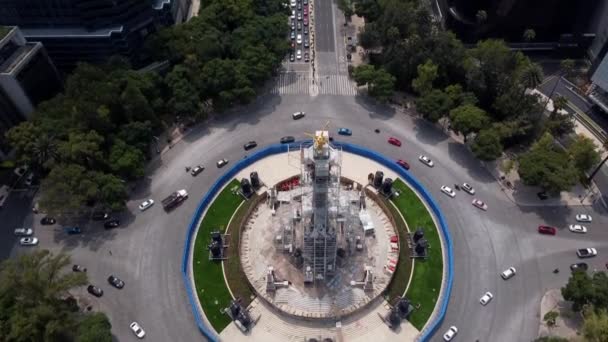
[104, 219, 120, 229]
[243, 141, 258, 150]
[443, 326, 458, 341]
[537, 191, 549, 200]
[303, 0, 307, 4]
[280, 136, 295, 144]
[569, 224, 587, 233]
[130, 322, 146, 339]
[297, 21, 302, 31]
[20, 237, 38, 246]
[576, 214, 592, 223]
[64, 226, 82, 235]
[297, 12, 302, 20]
[139, 199, 154, 211]
[289, 53, 295, 62]
[107, 275, 125, 289]
[461, 183, 475, 195]
[338, 128, 352, 136]
[290, 30, 295, 39]
[304, 40, 309, 48]
[570, 262, 588, 271]
[91, 212, 109, 221]
[292, 111, 305, 120]
[297, 2, 301, 10]
[577, 248, 598, 258]
[72, 264, 87, 272]
[217, 159, 229, 168]
[472, 199, 488, 210]
[25, 173, 34, 186]
[303, 17, 308, 26]
[500, 267, 516, 280]
[14, 228, 33, 236]
[296, 49, 302, 60]
[304, 52, 309, 62]
[191, 165, 204, 176]
[290, 0, 296, 6]
[538, 225, 557, 235]
[87, 285, 103, 297]
[40, 217, 56, 225]
[396, 159, 410, 170]
[296, 34, 302, 44]
[14, 166, 28, 177]
[328, 135, 334, 142]
[304, 26, 309, 35]
[388, 137, 401, 146]
[291, 21, 295, 30]
[290, 10, 295, 19]
[418, 155, 434, 167]
[303, 7, 308, 15]
[479, 291, 494, 305]
[440, 185, 456, 198]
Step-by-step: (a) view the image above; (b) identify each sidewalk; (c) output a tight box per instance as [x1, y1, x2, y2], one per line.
[538, 289, 581, 340]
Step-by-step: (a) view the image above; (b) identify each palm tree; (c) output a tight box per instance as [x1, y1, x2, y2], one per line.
[588, 139, 608, 182]
[552, 95, 568, 116]
[523, 29, 536, 43]
[560, 59, 575, 79]
[519, 63, 544, 95]
[476, 10, 487, 25]
[32, 134, 59, 170]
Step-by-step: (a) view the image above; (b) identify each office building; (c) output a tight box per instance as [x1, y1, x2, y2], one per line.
[0, 0, 192, 71]
[0, 26, 62, 158]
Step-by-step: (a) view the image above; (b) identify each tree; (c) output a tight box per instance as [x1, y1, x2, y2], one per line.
[75, 313, 112, 342]
[57, 131, 105, 167]
[568, 135, 600, 176]
[561, 262, 594, 311]
[552, 96, 568, 115]
[475, 10, 487, 24]
[518, 133, 579, 194]
[5, 121, 44, 166]
[416, 89, 454, 122]
[588, 139, 608, 183]
[352, 64, 376, 86]
[543, 311, 559, 328]
[519, 63, 544, 92]
[337, 0, 354, 19]
[545, 113, 575, 138]
[92, 172, 129, 211]
[368, 68, 395, 102]
[32, 134, 60, 170]
[39, 164, 98, 215]
[108, 139, 146, 180]
[445, 84, 478, 107]
[471, 128, 503, 161]
[582, 308, 608, 342]
[449, 104, 490, 142]
[560, 59, 575, 79]
[533, 337, 569, 342]
[523, 28, 536, 43]
[412, 59, 438, 95]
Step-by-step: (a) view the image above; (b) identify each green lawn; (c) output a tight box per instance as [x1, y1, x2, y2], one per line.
[390, 179, 443, 330]
[192, 179, 243, 331]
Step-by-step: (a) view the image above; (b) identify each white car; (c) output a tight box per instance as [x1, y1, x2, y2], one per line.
[130, 322, 146, 339]
[472, 199, 488, 211]
[217, 159, 229, 168]
[291, 10, 295, 19]
[479, 291, 494, 305]
[138, 199, 155, 211]
[14, 228, 33, 236]
[20, 237, 38, 246]
[296, 49, 302, 60]
[296, 34, 302, 44]
[461, 182, 475, 195]
[577, 248, 597, 258]
[440, 185, 455, 198]
[443, 326, 458, 341]
[500, 267, 516, 280]
[292, 111, 305, 120]
[290, 0, 296, 6]
[575, 214, 592, 223]
[569, 224, 587, 234]
[418, 155, 434, 167]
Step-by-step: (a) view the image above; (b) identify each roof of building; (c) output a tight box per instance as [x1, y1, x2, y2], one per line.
[21, 26, 123, 38]
[0, 26, 10, 41]
[0, 43, 37, 75]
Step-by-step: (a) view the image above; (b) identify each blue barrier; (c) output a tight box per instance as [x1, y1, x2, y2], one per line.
[181, 141, 452, 342]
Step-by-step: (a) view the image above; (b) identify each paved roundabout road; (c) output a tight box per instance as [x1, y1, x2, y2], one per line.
[8, 94, 608, 341]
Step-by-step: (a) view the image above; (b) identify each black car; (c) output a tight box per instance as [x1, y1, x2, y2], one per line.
[40, 217, 56, 225]
[537, 191, 549, 200]
[92, 212, 109, 221]
[104, 219, 120, 229]
[570, 262, 589, 271]
[107, 275, 125, 289]
[280, 136, 295, 144]
[72, 264, 87, 272]
[87, 285, 103, 297]
[243, 141, 258, 151]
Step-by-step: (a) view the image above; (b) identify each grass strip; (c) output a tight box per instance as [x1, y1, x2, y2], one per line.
[192, 179, 243, 331]
[390, 178, 443, 330]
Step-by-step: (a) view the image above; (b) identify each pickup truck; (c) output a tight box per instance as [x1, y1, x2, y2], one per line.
[161, 189, 188, 210]
[577, 248, 597, 258]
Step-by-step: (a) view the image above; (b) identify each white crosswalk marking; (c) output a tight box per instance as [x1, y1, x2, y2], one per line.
[270, 74, 359, 96]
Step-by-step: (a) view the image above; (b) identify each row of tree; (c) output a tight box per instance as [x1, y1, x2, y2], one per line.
[0, 250, 112, 341]
[6, 0, 290, 216]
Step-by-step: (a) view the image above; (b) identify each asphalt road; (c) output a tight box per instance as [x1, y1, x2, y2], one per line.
[4, 93, 608, 341]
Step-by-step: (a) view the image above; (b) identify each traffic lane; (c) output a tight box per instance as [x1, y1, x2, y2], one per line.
[0, 191, 35, 260]
[313, 0, 335, 52]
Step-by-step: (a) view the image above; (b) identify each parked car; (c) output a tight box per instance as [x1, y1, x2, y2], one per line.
[40, 217, 56, 225]
[217, 159, 229, 168]
[472, 199, 488, 211]
[139, 199, 154, 211]
[20, 237, 38, 246]
[292, 111, 305, 120]
[461, 183, 475, 195]
[64, 226, 82, 235]
[87, 285, 103, 297]
[479, 291, 494, 305]
[130, 322, 146, 339]
[440, 185, 456, 198]
[304, 52, 309, 62]
[14, 166, 28, 177]
[104, 219, 120, 229]
[280, 136, 295, 144]
[25, 173, 35, 186]
[443, 326, 458, 341]
[500, 267, 516, 280]
[570, 262, 588, 271]
[243, 141, 258, 150]
[576, 214, 592, 223]
[338, 128, 352, 136]
[538, 225, 556, 235]
[290, 53, 295, 62]
[92, 212, 109, 221]
[191, 165, 204, 176]
[418, 155, 434, 167]
[14, 228, 33, 236]
[396, 159, 410, 170]
[72, 264, 87, 272]
[107, 275, 125, 289]
[388, 137, 401, 146]
[569, 224, 587, 234]
[577, 248, 598, 258]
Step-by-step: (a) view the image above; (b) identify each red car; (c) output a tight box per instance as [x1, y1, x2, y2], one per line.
[396, 159, 410, 170]
[538, 225, 557, 235]
[388, 137, 402, 146]
[303, 18, 308, 26]
[304, 7, 308, 15]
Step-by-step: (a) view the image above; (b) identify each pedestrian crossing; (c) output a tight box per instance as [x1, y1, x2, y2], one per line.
[270, 73, 359, 96]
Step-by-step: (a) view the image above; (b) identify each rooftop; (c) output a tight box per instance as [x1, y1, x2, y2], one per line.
[0, 26, 10, 41]
[21, 26, 123, 38]
[0, 43, 37, 75]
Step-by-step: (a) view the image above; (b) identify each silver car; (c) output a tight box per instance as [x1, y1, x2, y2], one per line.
[138, 199, 155, 211]
[14, 228, 33, 236]
[20, 237, 39, 246]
